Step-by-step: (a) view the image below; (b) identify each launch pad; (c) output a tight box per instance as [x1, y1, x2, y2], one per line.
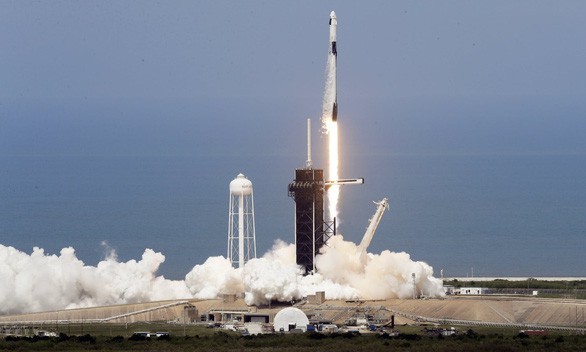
[288, 166, 364, 274]
[288, 116, 363, 274]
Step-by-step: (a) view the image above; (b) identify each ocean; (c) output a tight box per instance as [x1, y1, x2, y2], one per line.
[1, 154, 584, 279]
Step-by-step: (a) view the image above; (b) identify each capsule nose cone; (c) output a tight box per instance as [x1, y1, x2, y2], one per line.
[330, 11, 336, 19]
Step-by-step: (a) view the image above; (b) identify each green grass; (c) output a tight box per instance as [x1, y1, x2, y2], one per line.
[2, 324, 585, 352]
[47, 322, 224, 338]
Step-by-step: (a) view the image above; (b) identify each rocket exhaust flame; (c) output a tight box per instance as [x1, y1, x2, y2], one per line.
[326, 120, 340, 221]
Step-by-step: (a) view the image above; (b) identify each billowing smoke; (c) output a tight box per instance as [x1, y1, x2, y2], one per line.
[0, 236, 443, 315]
[0, 245, 190, 314]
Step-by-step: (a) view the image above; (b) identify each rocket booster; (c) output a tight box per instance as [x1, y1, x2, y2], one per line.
[322, 11, 338, 122]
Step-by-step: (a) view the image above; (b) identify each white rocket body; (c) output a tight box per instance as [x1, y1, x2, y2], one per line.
[322, 11, 338, 122]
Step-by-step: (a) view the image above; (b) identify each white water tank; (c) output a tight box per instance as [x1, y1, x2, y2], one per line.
[227, 173, 256, 268]
[230, 174, 253, 196]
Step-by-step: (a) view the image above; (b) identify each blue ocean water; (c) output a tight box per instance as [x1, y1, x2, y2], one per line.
[0, 154, 584, 279]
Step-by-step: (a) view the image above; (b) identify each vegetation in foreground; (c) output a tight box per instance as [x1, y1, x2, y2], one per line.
[1, 325, 585, 352]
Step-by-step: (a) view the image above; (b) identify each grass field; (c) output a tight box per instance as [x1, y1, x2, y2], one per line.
[2, 323, 585, 351]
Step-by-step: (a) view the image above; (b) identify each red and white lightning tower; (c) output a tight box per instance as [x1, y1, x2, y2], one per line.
[227, 173, 257, 268]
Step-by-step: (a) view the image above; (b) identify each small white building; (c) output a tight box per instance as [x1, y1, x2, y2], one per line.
[273, 307, 309, 332]
[457, 287, 487, 295]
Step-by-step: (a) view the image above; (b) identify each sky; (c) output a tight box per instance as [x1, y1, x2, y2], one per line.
[2, 1, 586, 158]
[1, 1, 585, 278]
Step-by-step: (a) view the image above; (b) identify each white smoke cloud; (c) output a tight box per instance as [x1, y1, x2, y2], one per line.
[0, 245, 190, 314]
[184, 256, 243, 299]
[0, 235, 444, 315]
[241, 240, 305, 305]
[316, 235, 444, 300]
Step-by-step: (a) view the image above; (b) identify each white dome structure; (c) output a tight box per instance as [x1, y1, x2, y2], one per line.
[227, 173, 256, 268]
[273, 307, 310, 332]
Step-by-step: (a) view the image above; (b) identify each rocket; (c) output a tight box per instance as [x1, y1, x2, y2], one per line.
[322, 11, 338, 122]
[329, 11, 338, 122]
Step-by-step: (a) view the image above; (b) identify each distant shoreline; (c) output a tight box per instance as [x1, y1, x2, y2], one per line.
[446, 277, 586, 282]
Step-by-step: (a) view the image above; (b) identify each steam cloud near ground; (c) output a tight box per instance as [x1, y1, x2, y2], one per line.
[0, 236, 444, 314]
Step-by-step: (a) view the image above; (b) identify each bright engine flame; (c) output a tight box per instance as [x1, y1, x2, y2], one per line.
[325, 120, 339, 222]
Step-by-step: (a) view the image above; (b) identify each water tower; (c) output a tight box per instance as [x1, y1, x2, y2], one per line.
[227, 173, 257, 268]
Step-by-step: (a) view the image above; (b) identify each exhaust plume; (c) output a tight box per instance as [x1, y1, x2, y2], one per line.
[0, 234, 444, 314]
[0, 245, 190, 314]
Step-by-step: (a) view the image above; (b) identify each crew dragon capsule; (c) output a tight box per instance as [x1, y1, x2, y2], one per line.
[329, 11, 337, 56]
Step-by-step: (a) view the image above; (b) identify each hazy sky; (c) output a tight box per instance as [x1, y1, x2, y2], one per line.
[1, 1, 586, 279]
[2, 1, 586, 158]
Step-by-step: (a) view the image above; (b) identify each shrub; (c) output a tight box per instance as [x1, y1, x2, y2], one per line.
[307, 332, 327, 340]
[107, 335, 125, 343]
[76, 334, 96, 344]
[342, 331, 359, 339]
[466, 329, 479, 339]
[515, 332, 529, 339]
[378, 332, 390, 339]
[397, 333, 421, 341]
[57, 333, 72, 342]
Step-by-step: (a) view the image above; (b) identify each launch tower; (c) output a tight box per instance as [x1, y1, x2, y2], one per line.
[288, 120, 335, 274]
[288, 168, 331, 274]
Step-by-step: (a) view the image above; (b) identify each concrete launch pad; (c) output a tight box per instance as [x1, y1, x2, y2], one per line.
[2, 296, 584, 333]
